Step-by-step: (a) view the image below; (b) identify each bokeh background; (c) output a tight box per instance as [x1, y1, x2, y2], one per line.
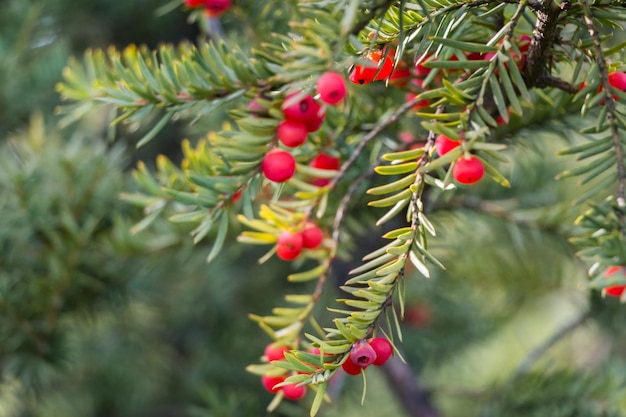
[2, 1, 626, 416]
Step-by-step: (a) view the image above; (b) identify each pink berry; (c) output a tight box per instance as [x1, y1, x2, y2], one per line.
[204, 0, 231, 17]
[453, 155, 485, 184]
[604, 266, 626, 297]
[261, 375, 286, 393]
[434, 134, 460, 156]
[277, 120, 308, 148]
[282, 383, 307, 400]
[265, 344, 289, 362]
[349, 340, 377, 367]
[276, 231, 303, 261]
[301, 222, 324, 249]
[317, 72, 347, 105]
[282, 93, 318, 123]
[369, 337, 393, 366]
[261, 149, 296, 183]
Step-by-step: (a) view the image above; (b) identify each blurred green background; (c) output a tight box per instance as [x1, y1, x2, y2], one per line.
[2, 1, 626, 417]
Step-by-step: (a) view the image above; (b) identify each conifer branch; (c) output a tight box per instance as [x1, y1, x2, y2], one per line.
[581, 0, 626, 210]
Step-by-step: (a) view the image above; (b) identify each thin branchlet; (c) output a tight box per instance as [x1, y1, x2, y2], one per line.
[581, 0, 626, 210]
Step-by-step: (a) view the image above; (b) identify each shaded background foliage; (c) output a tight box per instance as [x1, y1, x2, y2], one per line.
[2, 1, 626, 417]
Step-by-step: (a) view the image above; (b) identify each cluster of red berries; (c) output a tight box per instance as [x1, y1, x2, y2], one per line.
[183, 0, 231, 17]
[261, 344, 307, 400]
[341, 337, 393, 375]
[260, 72, 347, 184]
[435, 134, 485, 184]
[603, 266, 626, 298]
[580, 71, 626, 99]
[276, 221, 324, 261]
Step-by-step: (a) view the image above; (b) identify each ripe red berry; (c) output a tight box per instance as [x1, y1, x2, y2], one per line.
[265, 343, 289, 362]
[204, 0, 231, 17]
[317, 72, 347, 105]
[608, 72, 626, 95]
[282, 383, 307, 400]
[301, 222, 324, 249]
[282, 93, 319, 123]
[415, 53, 434, 78]
[434, 134, 460, 156]
[453, 155, 485, 184]
[303, 101, 325, 132]
[341, 357, 363, 375]
[276, 231, 303, 261]
[277, 120, 308, 148]
[349, 340, 377, 367]
[349, 50, 393, 84]
[389, 65, 412, 87]
[604, 266, 626, 297]
[261, 150, 296, 183]
[184, 0, 205, 8]
[261, 375, 286, 393]
[310, 152, 340, 187]
[369, 337, 393, 366]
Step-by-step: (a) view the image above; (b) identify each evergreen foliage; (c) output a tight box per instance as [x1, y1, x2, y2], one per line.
[4, 0, 626, 416]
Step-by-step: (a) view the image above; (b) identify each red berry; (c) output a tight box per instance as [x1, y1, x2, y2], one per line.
[341, 357, 363, 375]
[608, 72, 626, 95]
[434, 134, 460, 156]
[310, 152, 340, 170]
[516, 34, 532, 54]
[303, 101, 325, 132]
[282, 93, 319, 123]
[247, 97, 269, 118]
[277, 120, 308, 148]
[184, 0, 205, 8]
[604, 266, 626, 297]
[369, 337, 393, 366]
[317, 72, 347, 105]
[310, 152, 340, 187]
[349, 50, 393, 84]
[276, 231, 303, 261]
[453, 155, 485, 184]
[415, 53, 434, 78]
[204, 0, 231, 17]
[261, 150, 296, 183]
[389, 65, 412, 87]
[349, 340, 377, 367]
[261, 375, 286, 393]
[282, 383, 307, 400]
[301, 222, 324, 249]
[372, 50, 394, 81]
[265, 343, 289, 362]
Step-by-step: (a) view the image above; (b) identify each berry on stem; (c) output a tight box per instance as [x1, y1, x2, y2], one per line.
[341, 357, 363, 375]
[276, 231, 303, 261]
[282, 93, 319, 123]
[261, 149, 296, 183]
[369, 337, 393, 366]
[301, 222, 324, 249]
[604, 266, 626, 297]
[184, 0, 205, 8]
[434, 134, 460, 156]
[204, 0, 231, 17]
[608, 72, 626, 96]
[303, 101, 325, 132]
[349, 339, 377, 367]
[282, 383, 307, 400]
[265, 343, 289, 362]
[277, 120, 308, 148]
[261, 375, 286, 393]
[310, 152, 340, 187]
[317, 72, 347, 105]
[453, 155, 485, 184]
